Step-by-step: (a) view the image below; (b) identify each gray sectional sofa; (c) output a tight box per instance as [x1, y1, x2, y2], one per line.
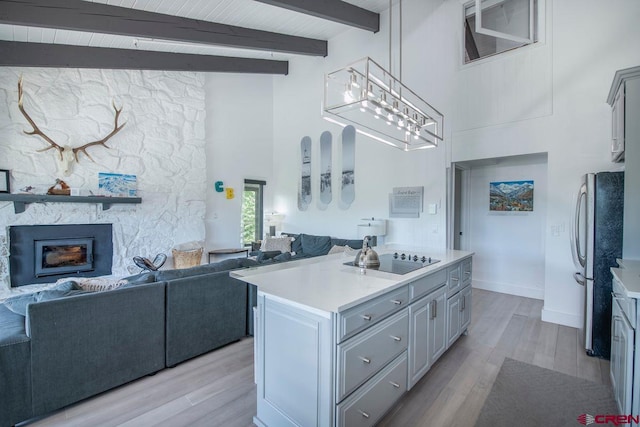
[0, 257, 255, 427]
[0, 233, 363, 427]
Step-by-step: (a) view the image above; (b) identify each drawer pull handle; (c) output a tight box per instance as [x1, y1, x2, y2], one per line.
[451, 278, 459, 282]
[361, 314, 372, 321]
[359, 410, 370, 419]
[359, 356, 371, 364]
[391, 299, 402, 305]
[389, 381, 400, 388]
[390, 335, 402, 342]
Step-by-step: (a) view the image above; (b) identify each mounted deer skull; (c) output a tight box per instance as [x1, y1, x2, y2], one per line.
[17, 77, 126, 176]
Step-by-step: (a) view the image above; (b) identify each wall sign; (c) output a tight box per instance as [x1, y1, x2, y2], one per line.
[214, 180, 234, 199]
[389, 186, 424, 218]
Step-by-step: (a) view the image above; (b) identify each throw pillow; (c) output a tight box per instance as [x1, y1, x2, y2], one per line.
[328, 245, 346, 255]
[282, 233, 302, 253]
[260, 236, 292, 254]
[62, 277, 127, 292]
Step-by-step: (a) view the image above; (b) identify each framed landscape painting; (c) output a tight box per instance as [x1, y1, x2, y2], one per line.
[489, 180, 534, 211]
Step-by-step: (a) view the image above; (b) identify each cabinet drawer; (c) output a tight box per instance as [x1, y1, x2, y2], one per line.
[461, 258, 472, 286]
[337, 310, 408, 401]
[336, 352, 407, 427]
[409, 269, 447, 301]
[448, 263, 461, 294]
[338, 287, 409, 341]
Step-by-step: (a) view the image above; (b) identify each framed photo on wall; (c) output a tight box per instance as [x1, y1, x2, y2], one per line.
[489, 180, 534, 211]
[0, 169, 9, 193]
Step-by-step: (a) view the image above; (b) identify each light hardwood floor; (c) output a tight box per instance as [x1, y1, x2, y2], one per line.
[22, 289, 611, 427]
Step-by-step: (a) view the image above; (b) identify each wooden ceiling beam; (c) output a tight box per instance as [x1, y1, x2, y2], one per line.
[254, 0, 379, 33]
[0, 0, 327, 56]
[0, 41, 289, 74]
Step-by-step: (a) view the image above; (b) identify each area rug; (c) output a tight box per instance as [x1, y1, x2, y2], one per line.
[475, 358, 618, 427]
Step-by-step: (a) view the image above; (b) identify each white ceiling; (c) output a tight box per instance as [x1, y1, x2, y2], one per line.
[0, 0, 393, 61]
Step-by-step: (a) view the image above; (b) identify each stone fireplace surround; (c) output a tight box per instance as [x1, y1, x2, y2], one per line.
[9, 224, 113, 287]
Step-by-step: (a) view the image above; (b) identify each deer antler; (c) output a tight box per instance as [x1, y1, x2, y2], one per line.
[17, 76, 66, 160]
[72, 101, 126, 162]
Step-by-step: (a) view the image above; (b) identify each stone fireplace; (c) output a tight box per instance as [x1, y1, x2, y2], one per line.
[9, 224, 113, 287]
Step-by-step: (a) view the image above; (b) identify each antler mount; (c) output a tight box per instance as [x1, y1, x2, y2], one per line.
[17, 76, 126, 175]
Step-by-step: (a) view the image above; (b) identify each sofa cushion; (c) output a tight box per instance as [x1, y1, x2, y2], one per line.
[331, 238, 363, 249]
[120, 272, 158, 287]
[2, 281, 82, 316]
[155, 258, 244, 281]
[300, 234, 332, 256]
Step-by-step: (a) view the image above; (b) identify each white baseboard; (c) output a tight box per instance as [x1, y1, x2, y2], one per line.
[472, 279, 544, 300]
[541, 308, 582, 328]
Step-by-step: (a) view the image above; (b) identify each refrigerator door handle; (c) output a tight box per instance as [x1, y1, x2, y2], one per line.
[574, 272, 587, 286]
[573, 184, 588, 268]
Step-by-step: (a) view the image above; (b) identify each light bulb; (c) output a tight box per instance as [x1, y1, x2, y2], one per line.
[367, 83, 374, 98]
[343, 84, 354, 103]
[350, 72, 360, 88]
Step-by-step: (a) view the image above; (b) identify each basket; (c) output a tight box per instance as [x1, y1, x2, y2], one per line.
[171, 247, 203, 269]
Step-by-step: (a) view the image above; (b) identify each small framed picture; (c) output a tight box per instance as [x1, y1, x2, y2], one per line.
[0, 170, 9, 193]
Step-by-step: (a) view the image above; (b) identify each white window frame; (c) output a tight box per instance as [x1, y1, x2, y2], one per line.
[461, 0, 544, 66]
[475, 0, 534, 44]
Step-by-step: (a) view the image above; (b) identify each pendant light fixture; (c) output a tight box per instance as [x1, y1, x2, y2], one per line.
[322, 0, 443, 151]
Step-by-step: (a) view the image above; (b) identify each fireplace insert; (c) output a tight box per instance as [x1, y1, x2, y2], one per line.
[34, 238, 94, 277]
[8, 224, 112, 287]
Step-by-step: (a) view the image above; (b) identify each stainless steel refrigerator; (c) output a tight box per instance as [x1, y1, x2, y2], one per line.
[572, 171, 624, 359]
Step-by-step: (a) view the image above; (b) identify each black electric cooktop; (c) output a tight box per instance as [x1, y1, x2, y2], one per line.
[345, 252, 440, 275]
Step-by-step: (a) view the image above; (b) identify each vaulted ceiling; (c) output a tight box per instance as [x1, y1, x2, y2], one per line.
[0, 0, 393, 74]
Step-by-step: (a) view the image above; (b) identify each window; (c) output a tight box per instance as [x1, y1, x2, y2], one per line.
[464, 0, 538, 64]
[241, 179, 265, 246]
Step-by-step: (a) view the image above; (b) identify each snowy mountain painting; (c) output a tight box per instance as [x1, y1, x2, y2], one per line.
[98, 172, 137, 197]
[489, 180, 534, 211]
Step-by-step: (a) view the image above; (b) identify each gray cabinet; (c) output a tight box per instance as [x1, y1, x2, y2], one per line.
[408, 284, 446, 389]
[608, 66, 640, 259]
[252, 254, 473, 427]
[254, 296, 334, 427]
[447, 257, 472, 347]
[611, 297, 633, 413]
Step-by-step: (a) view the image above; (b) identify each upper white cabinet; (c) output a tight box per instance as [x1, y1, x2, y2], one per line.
[611, 83, 625, 162]
[608, 66, 640, 259]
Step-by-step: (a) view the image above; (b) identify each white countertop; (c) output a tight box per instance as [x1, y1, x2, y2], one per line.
[617, 259, 640, 272]
[612, 268, 640, 299]
[232, 249, 474, 314]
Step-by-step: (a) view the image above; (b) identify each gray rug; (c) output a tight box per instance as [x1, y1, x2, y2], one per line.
[475, 358, 618, 427]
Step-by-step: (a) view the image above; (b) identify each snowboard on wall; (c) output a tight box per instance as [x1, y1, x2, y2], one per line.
[341, 125, 355, 208]
[298, 136, 312, 211]
[319, 131, 332, 209]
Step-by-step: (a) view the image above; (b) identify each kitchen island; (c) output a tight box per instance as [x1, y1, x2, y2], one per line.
[232, 249, 474, 427]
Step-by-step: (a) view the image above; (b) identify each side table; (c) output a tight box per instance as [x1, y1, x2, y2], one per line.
[208, 248, 249, 263]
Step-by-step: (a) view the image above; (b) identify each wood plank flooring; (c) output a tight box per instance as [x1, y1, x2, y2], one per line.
[21, 289, 611, 427]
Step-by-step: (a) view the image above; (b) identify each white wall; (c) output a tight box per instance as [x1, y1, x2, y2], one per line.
[0, 68, 206, 292]
[270, 0, 453, 249]
[268, 0, 640, 327]
[204, 73, 275, 249]
[465, 154, 548, 300]
[450, 0, 639, 327]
